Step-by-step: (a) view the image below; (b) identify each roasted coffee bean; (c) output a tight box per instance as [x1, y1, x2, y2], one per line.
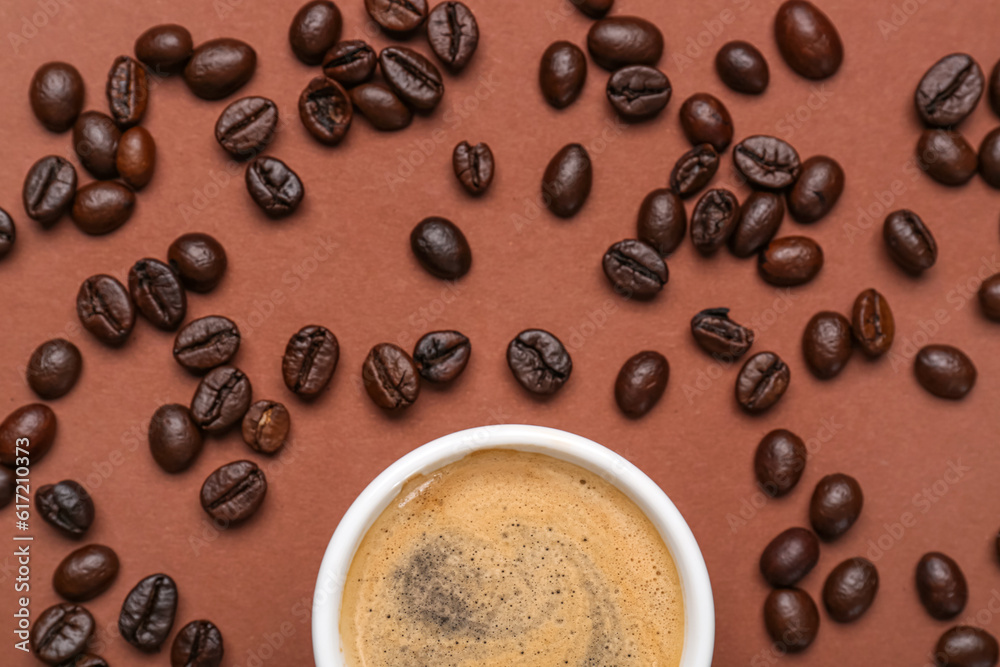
[245, 156, 305, 217]
[543, 143, 592, 218]
[691, 307, 754, 358]
[915, 54, 984, 128]
[72, 111, 120, 180]
[614, 350, 668, 418]
[730, 191, 784, 257]
[636, 188, 686, 255]
[570, 0, 613, 18]
[116, 126, 156, 189]
[852, 288, 894, 356]
[184, 38, 256, 100]
[201, 460, 267, 522]
[760, 527, 819, 588]
[106, 55, 148, 128]
[410, 217, 472, 279]
[38, 480, 93, 538]
[54, 544, 119, 602]
[30, 61, 84, 133]
[883, 209, 937, 274]
[758, 236, 823, 286]
[56, 652, 108, 667]
[350, 83, 412, 131]
[76, 275, 135, 346]
[365, 0, 427, 35]
[763, 588, 819, 653]
[149, 404, 203, 473]
[0, 466, 14, 509]
[362, 343, 421, 410]
[690, 188, 739, 253]
[980, 273, 1000, 321]
[734, 135, 801, 189]
[914, 345, 977, 400]
[129, 258, 187, 331]
[23, 155, 77, 226]
[670, 144, 718, 197]
[171, 620, 224, 667]
[810, 473, 863, 540]
[322, 40, 377, 86]
[31, 603, 94, 665]
[0, 404, 57, 466]
[453, 141, 494, 195]
[787, 155, 843, 223]
[507, 329, 572, 396]
[282, 325, 339, 397]
[0, 207, 14, 260]
[168, 233, 228, 292]
[299, 76, 352, 146]
[215, 96, 278, 158]
[539, 41, 587, 109]
[587, 16, 663, 71]
[917, 552, 968, 620]
[71, 181, 135, 235]
[606, 65, 671, 122]
[27, 339, 82, 400]
[736, 351, 790, 413]
[980, 128, 1000, 188]
[802, 311, 852, 379]
[135, 24, 193, 74]
[190, 366, 252, 434]
[119, 573, 177, 652]
[755, 429, 807, 497]
[427, 2, 479, 71]
[679, 93, 733, 152]
[289, 0, 342, 65]
[992, 60, 1000, 118]
[174, 316, 240, 372]
[824, 558, 879, 623]
[934, 626, 999, 667]
[774, 0, 843, 79]
[380, 46, 444, 111]
[413, 330, 471, 383]
[242, 401, 290, 454]
[715, 41, 769, 94]
[918, 129, 978, 186]
[602, 239, 668, 298]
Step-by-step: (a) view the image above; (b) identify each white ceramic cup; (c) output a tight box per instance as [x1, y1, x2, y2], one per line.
[312, 424, 715, 666]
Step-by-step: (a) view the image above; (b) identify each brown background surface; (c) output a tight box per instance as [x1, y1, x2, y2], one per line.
[2, 0, 1000, 665]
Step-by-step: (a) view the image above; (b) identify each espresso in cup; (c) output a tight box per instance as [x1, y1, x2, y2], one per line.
[340, 449, 685, 666]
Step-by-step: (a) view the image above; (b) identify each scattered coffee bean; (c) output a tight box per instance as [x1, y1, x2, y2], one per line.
[289, 0, 342, 65]
[72, 111, 120, 180]
[380, 46, 444, 111]
[915, 53, 984, 128]
[735, 351, 790, 413]
[980, 128, 1000, 188]
[670, 144, 719, 198]
[883, 209, 937, 274]
[543, 143, 592, 218]
[362, 343, 421, 410]
[453, 141, 494, 195]
[27, 339, 82, 400]
[129, 258, 187, 331]
[539, 41, 587, 109]
[168, 232, 228, 293]
[299, 75, 352, 145]
[350, 83, 412, 131]
[690, 307, 754, 358]
[38, 480, 94, 538]
[730, 191, 784, 258]
[427, 1, 479, 71]
[606, 65, 671, 121]
[171, 620, 224, 667]
[246, 156, 305, 217]
[602, 239, 668, 298]
[118, 573, 177, 652]
[31, 603, 94, 665]
[679, 93, 733, 151]
[71, 182, 135, 235]
[774, 0, 843, 79]
[810, 473, 863, 540]
[23, 155, 77, 226]
[823, 558, 879, 623]
[507, 329, 572, 396]
[0, 467, 13, 508]
[992, 60, 1000, 117]
[106, 55, 148, 128]
[201, 460, 267, 523]
[636, 188, 686, 255]
[366, 0, 427, 35]
[734, 135, 801, 189]
[755, 429, 807, 497]
[190, 366, 252, 434]
[691, 188, 740, 254]
[914, 345, 977, 400]
[0, 207, 14, 260]
[282, 325, 339, 397]
[215, 96, 278, 158]
[979, 273, 1000, 321]
[76, 274, 135, 346]
[760, 527, 819, 588]
[56, 652, 108, 667]
[242, 401, 290, 454]
[787, 155, 843, 223]
[116, 126, 156, 189]
[184, 38, 256, 100]
[413, 330, 471, 383]
[917, 552, 968, 620]
[587, 16, 663, 71]
[410, 216, 472, 279]
[135, 24, 192, 74]
[852, 288, 894, 357]
[30, 62, 85, 132]
[54, 544, 119, 602]
[570, 0, 613, 18]
[149, 404, 203, 473]
[763, 588, 819, 653]
[0, 404, 57, 466]
[614, 350, 668, 418]
[715, 41, 769, 94]
[935, 627, 999, 667]
[758, 236, 823, 286]
[802, 311, 852, 379]
[918, 129, 978, 186]
[323, 40, 377, 86]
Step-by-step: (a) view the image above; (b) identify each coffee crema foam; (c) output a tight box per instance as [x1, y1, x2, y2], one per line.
[340, 449, 684, 666]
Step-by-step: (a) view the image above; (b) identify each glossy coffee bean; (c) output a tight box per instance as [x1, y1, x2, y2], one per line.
[606, 65, 671, 122]
[116, 126, 156, 189]
[362, 343, 421, 410]
[77, 275, 135, 346]
[56, 652, 108, 666]
[760, 527, 819, 588]
[690, 307, 754, 358]
[587, 16, 663, 71]
[539, 41, 587, 109]
[852, 288, 894, 357]
[54, 544, 119, 602]
[992, 60, 1000, 118]
[299, 76, 352, 145]
[810, 473, 863, 540]
[915, 54, 984, 128]
[979, 274, 1000, 321]
[716, 41, 769, 94]
[758, 236, 823, 286]
[636, 188, 686, 255]
[31, 603, 94, 665]
[72, 111, 120, 180]
[168, 233, 227, 292]
[289, 0, 342, 65]
[413, 330, 471, 383]
[918, 129, 978, 186]
[190, 366, 252, 434]
[135, 25, 192, 74]
[215, 96, 278, 158]
[149, 404, 203, 473]
[23, 155, 77, 226]
[30, 62, 85, 132]
[245, 156, 305, 217]
[453, 141, 494, 195]
[914, 345, 977, 400]
[71, 182, 135, 235]
[106, 55, 148, 128]
[184, 38, 256, 100]
[787, 155, 843, 223]
[730, 191, 784, 258]
[366, 0, 426, 35]
[507, 329, 572, 396]
[774, 0, 843, 79]
[570, 0, 613, 18]
[763, 588, 819, 652]
[736, 351, 790, 413]
[427, 2, 479, 71]
[201, 460, 267, 523]
[823, 558, 879, 623]
[129, 258, 187, 331]
[27, 339, 82, 400]
[802, 311, 852, 379]
[670, 144, 719, 198]
[934, 626, 999, 667]
[755, 429, 807, 497]
[322, 40, 377, 86]
[602, 239, 668, 298]
[690, 188, 739, 253]
[917, 552, 968, 620]
[379, 46, 444, 111]
[410, 217, 472, 279]
[883, 209, 937, 274]
[171, 620, 224, 667]
[734, 135, 801, 189]
[980, 128, 1000, 188]
[350, 83, 412, 131]
[614, 351, 668, 418]
[0, 404, 57, 466]
[242, 401, 290, 454]
[543, 143, 592, 217]
[282, 325, 339, 397]
[679, 93, 733, 152]
[0, 208, 14, 260]
[0, 467, 13, 508]
[118, 573, 177, 652]
[38, 480, 93, 538]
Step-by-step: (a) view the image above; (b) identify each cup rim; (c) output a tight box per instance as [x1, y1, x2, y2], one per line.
[312, 424, 715, 666]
